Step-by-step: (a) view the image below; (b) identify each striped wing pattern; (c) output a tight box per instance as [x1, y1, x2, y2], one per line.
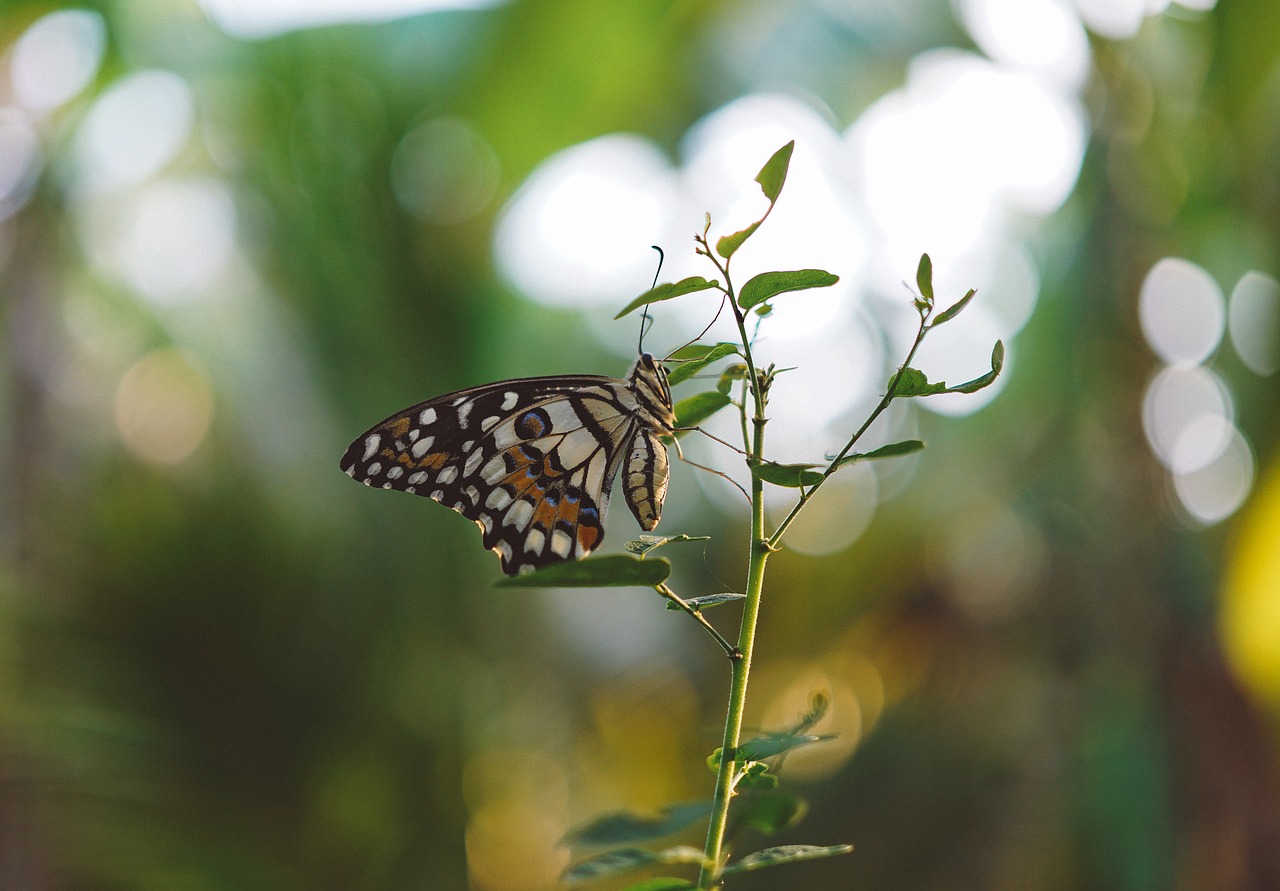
[341, 356, 675, 575]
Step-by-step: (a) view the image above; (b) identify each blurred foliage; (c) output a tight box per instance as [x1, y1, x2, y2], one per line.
[2, 1, 1280, 890]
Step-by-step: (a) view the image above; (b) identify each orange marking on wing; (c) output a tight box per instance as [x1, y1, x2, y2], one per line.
[532, 497, 560, 530]
[385, 417, 412, 438]
[397, 451, 448, 470]
[576, 523, 600, 553]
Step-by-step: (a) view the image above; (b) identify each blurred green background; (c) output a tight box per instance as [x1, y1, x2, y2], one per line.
[3, 0, 1280, 888]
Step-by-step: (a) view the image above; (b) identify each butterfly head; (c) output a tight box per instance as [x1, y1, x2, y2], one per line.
[629, 352, 675, 434]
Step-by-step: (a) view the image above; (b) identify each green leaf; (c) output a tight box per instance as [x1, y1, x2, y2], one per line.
[625, 533, 711, 556]
[716, 363, 748, 394]
[562, 802, 711, 846]
[787, 691, 830, 735]
[738, 761, 779, 791]
[943, 339, 1004, 394]
[721, 844, 854, 876]
[751, 461, 824, 488]
[621, 880, 698, 891]
[728, 792, 808, 836]
[738, 269, 839, 310]
[665, 592, 744, 611]
[932, 287, 976, 326]
[496, 554, 671, 588]
[615, 276, 720, 319]
[715, 221, 761, 260]
[888, 367, 946, 397]
[665, 342, 740, 387]
[738, 733, 834, 761]
[832, 439, 925, 469]
[674, 391, 731, 428]
[563, 847, 704, 884]
[915, 253, 934, 303]
[755, 140, 795, 204]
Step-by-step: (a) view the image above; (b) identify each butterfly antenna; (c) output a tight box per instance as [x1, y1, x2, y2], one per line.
[640, 245, 664, 355]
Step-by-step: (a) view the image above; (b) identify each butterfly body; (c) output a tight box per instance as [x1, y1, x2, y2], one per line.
[341, 354, 674, 575]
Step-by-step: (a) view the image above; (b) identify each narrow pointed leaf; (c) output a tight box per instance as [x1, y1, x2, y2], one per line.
[665, 342, 740, 386]
[787, 691, 830, 735]
[625, 533, 711, 555]
[728, 792, 808, 836]
[739, 733, 835, 761]
[497, 554, 670, 588]
[738, 269, 839, 310]
[665, 592, 744, 611]
[832, 439, 925, 469]
[721, 844, 854, 876]
[562, 802, 711, 846]
[715, 220, 761, 260]
[915, 253, 934, 303]
[751, 461, 824, 488]
[615, 276, 719, 319]
[674, 391, 731, 428]
[755, 140, 795, 203]
[932, 288, 976, 326]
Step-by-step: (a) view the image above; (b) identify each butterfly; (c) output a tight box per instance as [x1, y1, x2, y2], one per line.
[340, 352, 676, 575]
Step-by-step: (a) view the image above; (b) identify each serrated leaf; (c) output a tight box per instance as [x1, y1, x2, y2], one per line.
[932, 288, 976, 326]
[665, 592, 744, 611]
[888, 367, 946, 397]
[716, 221, 761, 260]
[943, 339, 1004, 395]
[831, 439, 925, 469]
[755, 140, 795, 204]
[721, 844, 854, 876]
[738, 733, 835, 760]
[915, 253, 934, 303]
[625, 533, 712, 556]
[496, 554, 671, 589]
[621, 880, 698, 891]
[751, 461, 824, 488]
[738, 269, 839, 310]
[615, 277, 720, 319]
[674, 391, 731, 429]
[665, 342, 740, 386]
[562, 802, 711, 846]
[563, 846, 704, 884]
[716, 363, 748, 394]
[728, 792, 808, 836]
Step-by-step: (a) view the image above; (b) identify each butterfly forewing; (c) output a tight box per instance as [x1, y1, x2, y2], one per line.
[341, 361, 673, 575]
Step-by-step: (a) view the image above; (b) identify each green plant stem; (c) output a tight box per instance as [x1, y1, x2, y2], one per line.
[766, 313, 930, 549]
[698, 260, 772, 889]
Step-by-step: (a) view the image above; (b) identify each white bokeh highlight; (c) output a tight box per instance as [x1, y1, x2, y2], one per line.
[1229, 271, 1280, 377]
[1139, 257, 1225, 366]
[10, 9, 106, 114]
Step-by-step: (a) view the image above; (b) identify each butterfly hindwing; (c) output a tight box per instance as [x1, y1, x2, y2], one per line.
[341, 374, 657, 574]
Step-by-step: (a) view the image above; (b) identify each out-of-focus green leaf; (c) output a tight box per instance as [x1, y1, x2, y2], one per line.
[944, 340, 1004, 394]
[751, 461, 823, 488]
[787, 692, 830, 735]
[665, 343, 740, 386]
[625, 533, 711, 555]
[738, 269, 839, 310]
[562, 802, 711, 846]
[716, 363, 748, 394]
[496, 554, 670, 588]
[621, 879, 698, 891]
[738, 761, 779, 791]
[674, 391, 731, 428]
[665, 592, 744, 611]
[755, 140, 795, 203]
[563, 847, 704, 884]
[728, 792, 808, 836]
[615, 277, 719, 319]
[738, 733, 834, 760]
[888, 367, 946, 397]
[721, 844, 854, 875]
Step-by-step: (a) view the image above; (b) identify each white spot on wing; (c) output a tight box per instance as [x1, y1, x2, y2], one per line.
[408, 471, 428, 485]
[386, 466, 404, 480]
[437, 466, 459, 485]
[457, 401, 473, 428]
[506, 499, 534, 531]
[464, 448, 484, 476]
[486, 487, 513, 510]
[550, 529, 573, 558]
[420, 407, 437, 425]
[411, 436, 435, 458]
[502, 391, 519, 410]
[363, 434, 381, 461]
[367, 461, 382, 476]
[525, 527, 546, 554]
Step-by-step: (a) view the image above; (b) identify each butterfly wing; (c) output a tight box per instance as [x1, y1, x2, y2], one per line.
[340, 376, 641, 575]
